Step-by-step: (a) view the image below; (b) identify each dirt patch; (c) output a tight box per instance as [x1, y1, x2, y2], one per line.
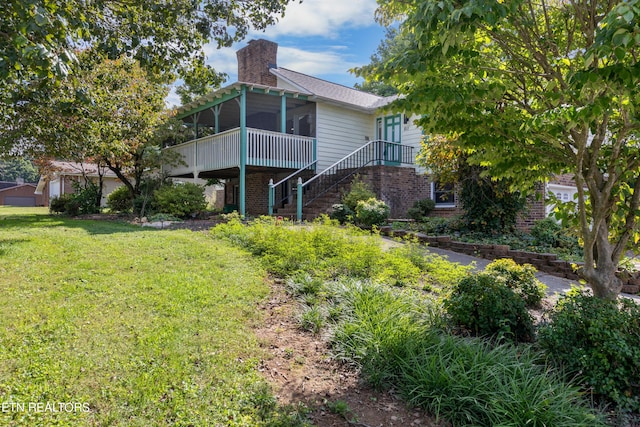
[255, 279, 445, 427]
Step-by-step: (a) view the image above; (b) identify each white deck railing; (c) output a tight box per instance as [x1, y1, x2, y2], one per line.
[164, 127, 316, 176]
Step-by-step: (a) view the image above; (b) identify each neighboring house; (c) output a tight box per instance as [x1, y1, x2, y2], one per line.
[35, 161, 124, 207]
[0, 180, 44, 206]
[164, 39, 431, 219]
[164, 39, 577, 224]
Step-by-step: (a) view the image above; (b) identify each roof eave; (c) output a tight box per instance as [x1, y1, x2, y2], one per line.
[175, 81, 313, 119]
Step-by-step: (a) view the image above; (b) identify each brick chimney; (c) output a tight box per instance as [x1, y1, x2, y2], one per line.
[236, 39, 278, 86]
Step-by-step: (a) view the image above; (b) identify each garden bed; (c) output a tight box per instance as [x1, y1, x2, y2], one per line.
[379, 226, 640, 295]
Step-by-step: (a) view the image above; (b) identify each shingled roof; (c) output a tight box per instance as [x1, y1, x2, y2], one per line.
[270, 67, 396, 112]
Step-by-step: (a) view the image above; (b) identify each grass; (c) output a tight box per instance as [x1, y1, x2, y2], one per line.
[0, 207, 307, 426]
[218, 217, 608, 426]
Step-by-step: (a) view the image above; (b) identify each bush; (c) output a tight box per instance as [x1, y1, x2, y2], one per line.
[538, 289, 640, 411]
[418, 217, 454, 234]
[531, 217, 563, 246]
[406, 198, 436, 221]
[355, 198, 390, 227]
[458, 164, 527, 232]
[211, 217, 384, 279]
[49, 194, 74, 214]
[329, 203, 353, 224]
[531, 217, 583, 259]
[329, 280, 604, 426]
[444, 273, 535, 343]
[153, 182, 207, 218]
[49, 184, 101, 216]
[106, 185, 133, 213]
[485, 258, 547, 308]
[341, 176, 376, 211]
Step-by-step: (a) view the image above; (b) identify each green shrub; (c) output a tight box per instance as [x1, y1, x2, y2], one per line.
[211, 218, 383, 279]
[406, 198, 436, 221]
[444, 273, 535, 343]
[106, 185, 133, 213]
[329, 203, 353, 224]
[341, 176, 376, 211]
[133, 175, 166, 216]
[49, 194, 73, 214]
[531, 217, 563, 246]
[71, 183, 101, 215]
[485, 258, 547, 308]
[329, 280, 603, 426]
[355, 198, 390, 227]
[153, 182, 207, 218]
[419, 216, 466, 235]
[538, 289, 640, 411]
[458, 164, 527, 233]
[49, 184, 100, 216]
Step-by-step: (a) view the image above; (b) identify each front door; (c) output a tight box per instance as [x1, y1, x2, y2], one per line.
[383, 114, 402, 165]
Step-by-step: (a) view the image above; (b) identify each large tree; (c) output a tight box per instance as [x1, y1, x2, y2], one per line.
[0, 0, 295, 155]
[8, 53, 183, 211]
[358, 0, 640, 299]
[1, 0, 293, 88]
[0, 158, 39, 183]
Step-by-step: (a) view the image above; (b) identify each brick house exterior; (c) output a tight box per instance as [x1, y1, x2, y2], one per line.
[165, 39, 577, 225]
[0, 182, 44, 206]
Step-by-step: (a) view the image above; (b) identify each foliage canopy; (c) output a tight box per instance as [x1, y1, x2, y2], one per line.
[359, 0, 640, 298]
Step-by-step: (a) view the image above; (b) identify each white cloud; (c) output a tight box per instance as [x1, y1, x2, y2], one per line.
[278, 46, 358, 76]
[261, 0, 378, 38]
[166, 0, 380, 105]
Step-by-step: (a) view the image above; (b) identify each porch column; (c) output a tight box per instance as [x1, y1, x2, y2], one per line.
[239, 86, 247, 217]
[212, 105, 221, 134]
[280, 94, 287, 133]
[192, 113, 199, 139]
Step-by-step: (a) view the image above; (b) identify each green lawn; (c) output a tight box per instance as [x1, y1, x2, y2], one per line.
[0, 207, 299, 426]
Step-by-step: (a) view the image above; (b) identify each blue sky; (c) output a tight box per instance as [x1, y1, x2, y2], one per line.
[167, 0, 386, 107]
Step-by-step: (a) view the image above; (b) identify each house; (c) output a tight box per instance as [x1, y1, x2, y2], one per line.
[164, 39, 576, 224]
[35, 161, 124, 207]
[164, 39, 432, 219]
[0, 179, 44, 206]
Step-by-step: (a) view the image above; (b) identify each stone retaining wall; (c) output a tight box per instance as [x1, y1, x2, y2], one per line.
[379, 227, 640, 295]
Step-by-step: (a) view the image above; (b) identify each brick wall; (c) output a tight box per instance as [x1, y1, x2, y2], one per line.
[549, 173, 576, 186]
[355, 166, 430, 218]
[516, 182, 546, 231]
[236, 39, 278, 86]
[225, 171, 302, 216]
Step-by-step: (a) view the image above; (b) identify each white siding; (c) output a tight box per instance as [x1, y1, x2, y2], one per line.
[315, 103, 375, 171]
[49, 178, 61, 199]
[402, 115, 426, 173]
[101, 178, 124, 206]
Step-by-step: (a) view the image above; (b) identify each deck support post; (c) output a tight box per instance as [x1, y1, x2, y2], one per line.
[281, 95, 287, 134]
[239, 86, 247, 217]
[296, 177, 303, 222]
[268, 179, 274, 216]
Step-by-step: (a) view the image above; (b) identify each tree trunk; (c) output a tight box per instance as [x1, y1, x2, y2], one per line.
[580, 223, 623, 300]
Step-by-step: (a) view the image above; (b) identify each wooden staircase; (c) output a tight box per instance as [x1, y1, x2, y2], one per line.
[268, 140, 414, 220]
[273, 185, 345, 220]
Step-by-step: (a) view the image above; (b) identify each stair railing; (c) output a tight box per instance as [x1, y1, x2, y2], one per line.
[295, 140, 414, 220]
[268, 160, 317, 215]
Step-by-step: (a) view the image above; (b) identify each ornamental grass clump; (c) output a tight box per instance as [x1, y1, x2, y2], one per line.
[328, 279, 605, 426]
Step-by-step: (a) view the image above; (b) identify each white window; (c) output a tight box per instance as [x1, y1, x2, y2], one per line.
[431, 181, 455, 207]
[547, 184, 579, 216]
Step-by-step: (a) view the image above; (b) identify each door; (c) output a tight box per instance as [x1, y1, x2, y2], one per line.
[383, 114, 402, 165]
